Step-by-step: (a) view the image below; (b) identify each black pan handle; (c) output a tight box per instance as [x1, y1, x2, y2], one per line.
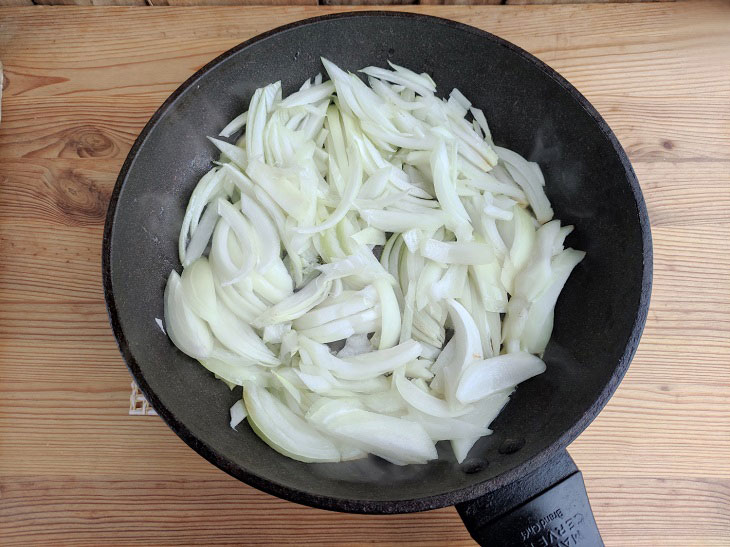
[456, 449, 603, 546]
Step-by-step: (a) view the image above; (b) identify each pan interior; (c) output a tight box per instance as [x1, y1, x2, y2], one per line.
[106, 14, 647, 510]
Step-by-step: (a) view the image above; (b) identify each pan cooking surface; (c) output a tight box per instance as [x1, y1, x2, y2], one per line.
[103, 12, 651, 513]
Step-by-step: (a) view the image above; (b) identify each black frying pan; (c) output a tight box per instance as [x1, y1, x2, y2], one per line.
[103, 12, 652, 545]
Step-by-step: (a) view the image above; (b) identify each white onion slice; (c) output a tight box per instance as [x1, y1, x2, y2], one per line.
[183, 204, 219, 268]
[253, 275, 332, 328]
[360, 209, 445, 233]
[293, 285, 377, 331]
[240, 197, 280, 274]
[374, 278, 401, 349]
[208, 137, 247, 170]
[209, 301, 278, 366]
[360, 65, 435, 97]
[215, 199, 256, 285]
[229, 399, 248, 429]
[180, 257, 217, 322]
[202, 357, 269, 386]
[394, 369, 471, 418]
[421, 239, 494, 265]
[521, 248, 585, 353]
[311, 406, 437, 465]
[164, 271, 214, 360]
[297, 306, 380, 343]
[178, 168, 224, 264]
[219, 112, 247, 138]
[296, 147, 362, 234]
[299, 337, 422, 381]
[244, 382, 341, 463]
[441, 299, 483, 406]
[430, 140, 472, 239]
[408, 409, 487, 443]
[280, 80, 335, 108]
[456, 352, 546, 404]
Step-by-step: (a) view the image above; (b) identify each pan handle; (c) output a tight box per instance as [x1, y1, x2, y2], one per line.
[455, 449, 603, 546]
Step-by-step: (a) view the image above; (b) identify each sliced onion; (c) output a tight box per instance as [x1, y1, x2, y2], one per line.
[456, 352, 546, 404]
[208, 137, 247, 170]
[337, 333, 373, 358]
[513, 220, 561, 301]
[253, 275, 332, 328]
[296, 305, 380, 343]
[351, 226, 386, 246]
[178, 168, 225, 265]
[521, 248, 585, 353]
[360, 209, 445, 233]
[407, 409, 487, 443]
[316, 246, 393, 284]
[244, 382, 340, 463]
[394, 369, 470, 418]
[450, 391, 511, 462]
[405, 359, 434, 380]
[164, 271, 214, 360]
[219, 112, 247, 138]
[293, 285, 377, 331]
[180, 257, 217, 321]
[310, 406, 436, 465]
[215, 199, 256, 285]
[300, 337, 422, 381]
[263, 322, 291, 344]
[229, 399, 248, 429]
[208, 300, 279, 366]
[495, 146, 553, 223]
[240, 196, 280, 273]
[430, 140, 472, 239]
[420, 239, 494, 265]
[374, 278, 401, 349]
[360, 65, 435, 97]
[164, 59, 585, 467]
[280, 80, 335, 108]
[296, 147, 362, 234]
[440, 299, 483, 406]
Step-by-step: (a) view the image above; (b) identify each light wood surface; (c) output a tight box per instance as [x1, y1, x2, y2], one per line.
[0, 0, 667, 6]
[1, 2, 729, 545]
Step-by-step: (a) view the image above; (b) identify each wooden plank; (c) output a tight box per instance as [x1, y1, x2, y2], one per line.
[420, 0, 501, 6]
[29, 0, 318, 4]
[0, 0, 663, 4]
[165, 0, 316, 5]
[0, 5, 726, 99]
[321, 0, 419, 5]
[0, 475, 475, 545]
[0, 474, 725, 546]
[0, 3, 729, 546]
[506, 0, 665, 4]
[423, 0, 649, 4]
[32, 0, 148, 5]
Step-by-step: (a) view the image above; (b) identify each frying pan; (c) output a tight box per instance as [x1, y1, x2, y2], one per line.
[103, 12, 652, 545]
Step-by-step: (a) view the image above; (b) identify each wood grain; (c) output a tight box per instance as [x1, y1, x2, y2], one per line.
[505, 0, 662, 4]
[420, 0, 501, 6]
[0, 3, 729, 546]
[28, 0, 319, 4]
[0, 0, 665, 4]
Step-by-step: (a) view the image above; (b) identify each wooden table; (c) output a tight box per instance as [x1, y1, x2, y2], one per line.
[1, 2, 729, 545]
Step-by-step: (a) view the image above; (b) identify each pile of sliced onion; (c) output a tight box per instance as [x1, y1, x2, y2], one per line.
[165, 59, 585, 465]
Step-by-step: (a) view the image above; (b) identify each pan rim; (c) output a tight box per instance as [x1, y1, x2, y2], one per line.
[102, 10, 653, 514]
